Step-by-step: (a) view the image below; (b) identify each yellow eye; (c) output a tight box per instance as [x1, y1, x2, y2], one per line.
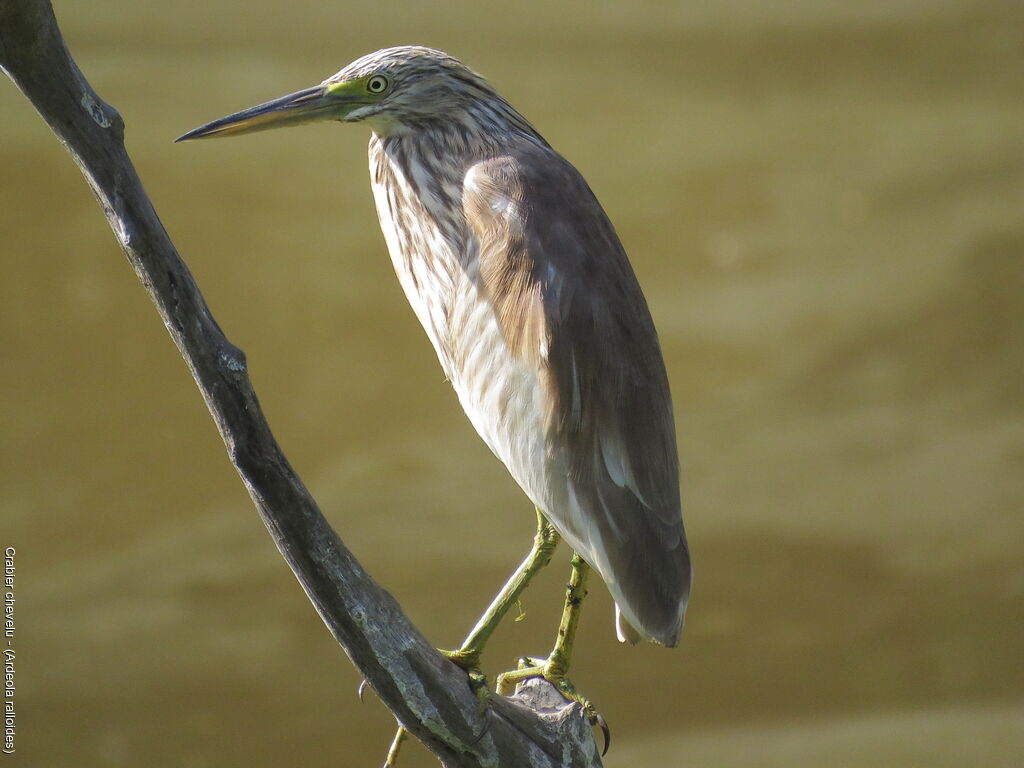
[367, 75, 389, 94]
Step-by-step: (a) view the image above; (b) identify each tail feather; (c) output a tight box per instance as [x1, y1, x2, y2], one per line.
[563, 477, 691, 646]
[605, 526, 691, 646]
[615, 605, 642, 645]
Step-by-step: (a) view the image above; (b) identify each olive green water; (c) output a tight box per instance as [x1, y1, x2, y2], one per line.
[2, 1, 1023, 766]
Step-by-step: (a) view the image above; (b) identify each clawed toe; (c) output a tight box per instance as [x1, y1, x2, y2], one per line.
[439, 647, 482, 671]
[495, 656, 610, 754]
[593, 712, 611, 756]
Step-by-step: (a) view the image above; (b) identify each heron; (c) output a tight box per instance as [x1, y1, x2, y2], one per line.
[178, 45, 691, 759]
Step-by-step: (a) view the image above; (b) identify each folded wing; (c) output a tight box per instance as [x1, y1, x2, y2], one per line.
[462, 142, 691, 645]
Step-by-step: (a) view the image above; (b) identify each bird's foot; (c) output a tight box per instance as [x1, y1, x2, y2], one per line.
[439, 647, 493, 715]
[368, 654, 492, 768]
[496, 655, 610, 755]
[439, 646, 482, 672]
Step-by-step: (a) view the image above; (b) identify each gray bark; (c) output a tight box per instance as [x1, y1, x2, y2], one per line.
[0, 2, 601, 766]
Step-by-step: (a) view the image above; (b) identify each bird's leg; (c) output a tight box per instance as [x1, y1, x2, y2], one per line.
[383, 724, 407, 767]
[441, 508, 560, 671]
[380, 511, 559, 767]
[495, 552, 590, 692]
[544, 552, 590, 680]
[495, 553, 609, 752]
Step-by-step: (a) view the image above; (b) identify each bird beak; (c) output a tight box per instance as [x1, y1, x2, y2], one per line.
[175, 84, 351, 142]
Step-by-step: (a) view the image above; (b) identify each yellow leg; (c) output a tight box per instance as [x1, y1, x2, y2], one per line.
[381, 510, 559, 766]
[383, 725, 407, 767]
[495, 553, 609, 752]
[443, 508, 559, 670]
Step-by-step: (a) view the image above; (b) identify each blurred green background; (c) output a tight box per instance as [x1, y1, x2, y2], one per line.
[2, 0, 1023, 765]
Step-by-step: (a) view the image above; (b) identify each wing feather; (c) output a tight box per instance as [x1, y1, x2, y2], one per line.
[463, 142, 691, 644]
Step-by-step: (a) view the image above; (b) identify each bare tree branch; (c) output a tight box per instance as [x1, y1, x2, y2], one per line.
[0, 2, 601, 765]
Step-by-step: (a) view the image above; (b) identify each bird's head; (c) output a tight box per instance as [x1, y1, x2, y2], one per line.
[177, 46, 513, 142]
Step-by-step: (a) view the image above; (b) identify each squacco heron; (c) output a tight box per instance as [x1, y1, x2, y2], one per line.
[179, 45, 692, 757]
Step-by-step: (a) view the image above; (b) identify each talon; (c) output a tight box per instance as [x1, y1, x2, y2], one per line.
[469, 709, 492, 746]
[594, 712, 611, 756]
[358, 678, 370, 703]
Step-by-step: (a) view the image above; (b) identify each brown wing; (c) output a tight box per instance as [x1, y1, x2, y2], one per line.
[463, 142, 691, 645]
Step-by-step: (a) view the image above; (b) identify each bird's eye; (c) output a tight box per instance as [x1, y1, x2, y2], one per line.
[367, 75, 389, 94]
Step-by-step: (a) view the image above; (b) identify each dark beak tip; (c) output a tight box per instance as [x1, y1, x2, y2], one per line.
[174, 128, 205, 143]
